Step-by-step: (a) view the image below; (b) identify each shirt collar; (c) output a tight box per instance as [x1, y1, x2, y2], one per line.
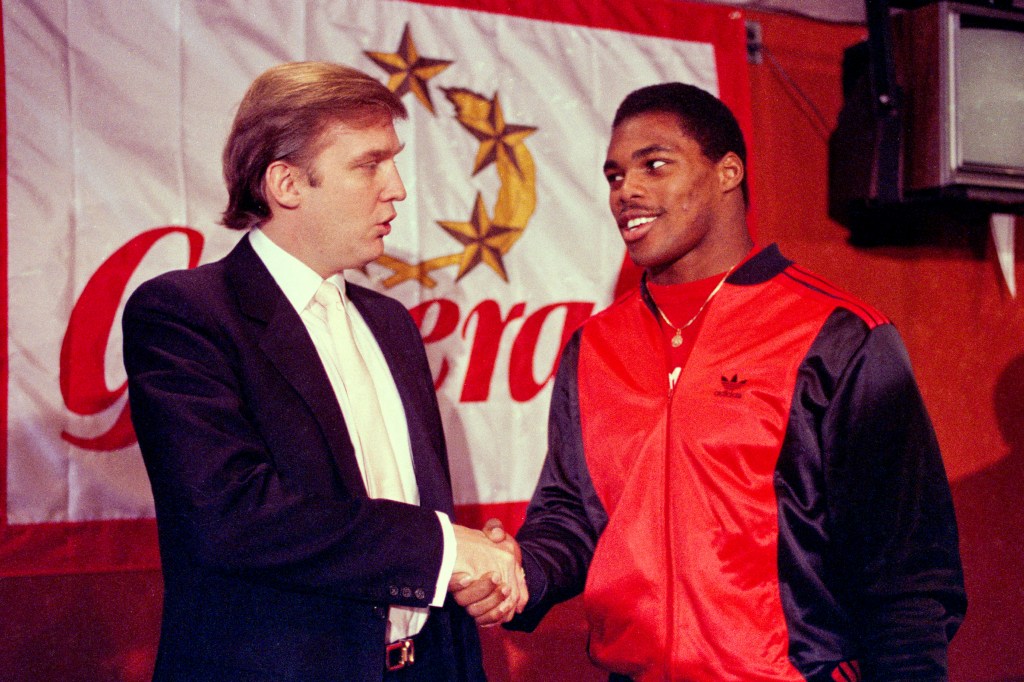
[248, 228, 347, 312]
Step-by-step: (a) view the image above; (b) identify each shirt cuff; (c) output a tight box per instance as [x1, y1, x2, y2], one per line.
[431, 510, 455, 607]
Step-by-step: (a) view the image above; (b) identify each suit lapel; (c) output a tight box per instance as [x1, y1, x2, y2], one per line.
[224, 236, 368, 496]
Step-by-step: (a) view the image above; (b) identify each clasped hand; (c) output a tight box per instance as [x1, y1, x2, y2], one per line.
[449, 519, 526, 626]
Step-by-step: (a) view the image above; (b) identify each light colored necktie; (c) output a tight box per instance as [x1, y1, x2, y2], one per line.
[313, 282, 404, 501]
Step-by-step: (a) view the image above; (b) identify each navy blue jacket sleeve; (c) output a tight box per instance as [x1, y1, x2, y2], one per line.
[824, 321, 966, 679]
[506, 330, 608, 632]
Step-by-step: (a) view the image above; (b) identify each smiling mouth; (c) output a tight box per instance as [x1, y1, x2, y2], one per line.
[618, 212, 661, 245]
[624, 216, 657, 231]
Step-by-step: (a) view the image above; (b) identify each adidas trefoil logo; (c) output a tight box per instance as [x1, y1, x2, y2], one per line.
[715, 373, 747, 399]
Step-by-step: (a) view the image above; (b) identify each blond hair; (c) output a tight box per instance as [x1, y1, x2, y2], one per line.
[221, 62, 407, 231]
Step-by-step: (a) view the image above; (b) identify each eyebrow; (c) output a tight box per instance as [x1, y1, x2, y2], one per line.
[603, 143, 674, 171]
[353, 142, 406, 165]
[632, 144, 674, 159]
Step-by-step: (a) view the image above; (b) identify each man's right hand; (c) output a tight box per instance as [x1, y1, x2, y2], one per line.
[450, 520, 528, 625]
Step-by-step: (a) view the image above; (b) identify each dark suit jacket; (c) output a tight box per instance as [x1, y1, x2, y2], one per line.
[123, 235, 484, 681]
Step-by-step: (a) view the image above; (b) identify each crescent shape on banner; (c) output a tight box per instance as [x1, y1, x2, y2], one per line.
[365, 25, 537, 289]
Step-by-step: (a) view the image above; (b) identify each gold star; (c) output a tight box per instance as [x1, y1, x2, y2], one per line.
[365, 24, 452, 114]
[444, 89, 536, 176]
[438, 193, 522, 281]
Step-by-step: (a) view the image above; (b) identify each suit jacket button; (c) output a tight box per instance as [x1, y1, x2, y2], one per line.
[415, 588, 426, 600]
[401, 587, 412, 598]
[389, 586, 400, 597]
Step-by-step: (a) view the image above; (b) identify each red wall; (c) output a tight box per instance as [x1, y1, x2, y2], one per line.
[2, 8, 1022, 681]
[747, 11, 1024, 682]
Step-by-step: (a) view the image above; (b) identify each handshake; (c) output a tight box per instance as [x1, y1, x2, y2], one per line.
[449, 519, 527, 627]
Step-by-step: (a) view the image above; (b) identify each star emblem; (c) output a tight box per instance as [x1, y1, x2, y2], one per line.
[365, 24, 452, 114]
[364, 27, 538, 290]
[444, 89, 536, 177]
[438, 193, 522, 281]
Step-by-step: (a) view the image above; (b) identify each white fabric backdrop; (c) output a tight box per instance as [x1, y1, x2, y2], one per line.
[2, 0, 741, 572]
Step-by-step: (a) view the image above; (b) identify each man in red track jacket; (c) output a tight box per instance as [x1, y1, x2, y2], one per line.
[456, 83, 965, 681]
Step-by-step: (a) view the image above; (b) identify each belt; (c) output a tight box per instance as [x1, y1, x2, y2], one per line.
[385, 637, 415, 673]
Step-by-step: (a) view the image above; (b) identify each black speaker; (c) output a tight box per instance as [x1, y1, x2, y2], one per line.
[827, 40, 904, 230]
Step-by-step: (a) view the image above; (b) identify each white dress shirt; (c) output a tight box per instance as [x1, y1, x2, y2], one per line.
[249, 228, 455, 642]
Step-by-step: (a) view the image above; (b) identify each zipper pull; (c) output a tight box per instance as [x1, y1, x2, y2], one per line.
[668, 367, 681, 395]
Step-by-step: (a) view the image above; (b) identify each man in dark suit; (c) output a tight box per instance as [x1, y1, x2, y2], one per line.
[123, 61, 525, 681]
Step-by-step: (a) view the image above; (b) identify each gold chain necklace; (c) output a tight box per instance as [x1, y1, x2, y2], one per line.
[653, 265, 735, 348]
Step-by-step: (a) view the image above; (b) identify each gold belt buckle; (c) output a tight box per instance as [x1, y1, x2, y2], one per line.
[385, 637, 415, 672]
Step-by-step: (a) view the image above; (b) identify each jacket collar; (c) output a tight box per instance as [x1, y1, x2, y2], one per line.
[639, 243, 791, 316]
[224, 234, 370, 495]
[222, 235, 454, 512]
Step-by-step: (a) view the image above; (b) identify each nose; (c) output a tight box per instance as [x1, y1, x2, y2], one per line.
[383, 162, 407, 203]
[619, 171, 645, 200]
[612, 171, 645, 209]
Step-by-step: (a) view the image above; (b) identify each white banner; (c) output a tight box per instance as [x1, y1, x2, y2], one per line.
[2, 0, 746, 572]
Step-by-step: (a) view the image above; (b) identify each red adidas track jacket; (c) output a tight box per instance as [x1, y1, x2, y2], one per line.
[509, 245, 965, 681]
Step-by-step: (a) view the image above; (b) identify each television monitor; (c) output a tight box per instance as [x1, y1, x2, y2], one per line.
[893, 1, 1024, 204]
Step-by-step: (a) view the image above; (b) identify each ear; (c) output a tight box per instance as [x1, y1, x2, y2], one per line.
[717, 151, 745, 195]
[264, 160, 302, 211]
